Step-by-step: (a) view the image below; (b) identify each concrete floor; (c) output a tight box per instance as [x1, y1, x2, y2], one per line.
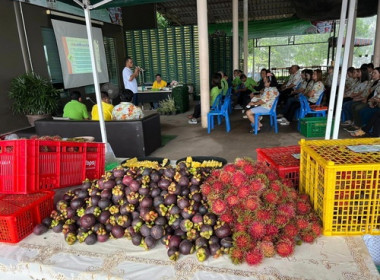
[148, 101, 351, 163]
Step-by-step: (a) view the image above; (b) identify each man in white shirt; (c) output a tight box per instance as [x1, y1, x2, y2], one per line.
[280, 65, 302, 104]
[122, 57, 140, 105]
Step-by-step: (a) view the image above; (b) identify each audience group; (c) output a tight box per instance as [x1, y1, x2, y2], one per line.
[62, 61, 380, 138]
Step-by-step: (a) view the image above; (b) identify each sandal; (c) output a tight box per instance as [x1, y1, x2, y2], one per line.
[350, 129, 366, 137]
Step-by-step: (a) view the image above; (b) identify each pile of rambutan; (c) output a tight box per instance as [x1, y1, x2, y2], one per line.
[201, 158, 322, 265]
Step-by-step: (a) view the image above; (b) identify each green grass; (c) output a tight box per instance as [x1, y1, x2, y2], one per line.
[161, 135, 177, 146]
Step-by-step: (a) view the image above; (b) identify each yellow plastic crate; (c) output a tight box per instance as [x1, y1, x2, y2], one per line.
[299, 138, 380, 236]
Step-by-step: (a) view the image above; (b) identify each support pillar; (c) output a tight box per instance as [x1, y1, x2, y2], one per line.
[373, 0, 380, 66]
[196, 0, 210, 128]
[243, 0, 248, 74]
[347, 1, 357, 67]
[232, 0, 239, 71]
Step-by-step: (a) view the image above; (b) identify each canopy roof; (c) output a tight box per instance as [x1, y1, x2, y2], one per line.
[58, 0, 378, 25]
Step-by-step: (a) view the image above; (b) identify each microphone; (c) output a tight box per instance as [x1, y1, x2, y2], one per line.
[86, 97, 96, 104]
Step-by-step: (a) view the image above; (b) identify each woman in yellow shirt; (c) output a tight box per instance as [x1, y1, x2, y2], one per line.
[91, 92, 114, 121]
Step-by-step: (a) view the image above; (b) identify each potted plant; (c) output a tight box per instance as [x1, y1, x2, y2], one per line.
[9, 72, 60, 126]
[157, 97, 177, 115]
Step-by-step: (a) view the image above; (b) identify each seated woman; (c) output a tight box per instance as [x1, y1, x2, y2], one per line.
[112, 89, 144, 120]
[349, 67, 380, 129]
[342, 65, 371, 127]
[254, 68, 278, 93]
[245, 77, 279, 132]
[279, 69, 324, 126]
[350, 110, 380, 137]
[188, 73, 222, 124]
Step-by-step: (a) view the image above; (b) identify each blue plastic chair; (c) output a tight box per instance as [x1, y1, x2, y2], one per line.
[207, 96, 231, 133]
[295, 91, 324, 119]
[297, 94, 327, 130]
[224, 87, 233, 113]
[251, 95, 279, 135]
[210, 93, 223, 111]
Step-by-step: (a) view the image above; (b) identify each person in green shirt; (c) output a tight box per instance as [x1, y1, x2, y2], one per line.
[234, 74, 258, 108]
[232, 69, 242, 91]
[63, 91, 89, 120]
[218, 71, 229, 96]
[188, 73, 222, 124]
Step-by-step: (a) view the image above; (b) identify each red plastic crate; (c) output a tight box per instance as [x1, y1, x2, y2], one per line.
[85, 142, 105, 180]
[0, 140, 90, 194]
[0, 140, 60, 193]
[0, 191, 54, 243]
[256, 145, 300, 187]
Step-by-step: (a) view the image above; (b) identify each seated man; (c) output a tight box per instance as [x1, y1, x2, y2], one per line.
[112, 89, 144, 120]
[152, 74, 167, 89]
[279, 65, 302, 104]
[91, 92, 114, 121]
[63, 91, 89, 120]
[151, 74, 167, 109]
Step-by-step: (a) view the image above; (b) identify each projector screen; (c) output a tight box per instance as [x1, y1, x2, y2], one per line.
[51, 19, 109, 89]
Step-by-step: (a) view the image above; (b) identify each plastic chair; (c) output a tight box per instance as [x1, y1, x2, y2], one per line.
[298, 94, 327, 131]
[225, 87, 233, 113]
[207, 96, 231, 133]
[295, 91, 324, 120]
[251, 95, 279, 135]
[210, 94, 223, 111]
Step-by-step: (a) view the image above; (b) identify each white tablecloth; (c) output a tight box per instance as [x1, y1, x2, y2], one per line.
[0, 232, 378, 280]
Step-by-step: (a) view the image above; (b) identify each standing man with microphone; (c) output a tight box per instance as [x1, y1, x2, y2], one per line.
[122, 57, 140, 106]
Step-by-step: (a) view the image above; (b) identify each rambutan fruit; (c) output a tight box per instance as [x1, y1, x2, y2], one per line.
[259, 241, 276, 257]
[296, 218, 309, 230]
[233, 231, 252, 250]
[211, 199, 227, 215]
[283, 223, 299, 238]
[249, 179, 266, 193]
[266, 172, 279, 181]
[220, 212, 234, 224]
[311, 222, 322, 236]
[224, 164, 237, 173]
[298, 193, 310, 202]
[232, 172, 248, 188]
[219, 172, 231, 184]
[265, 224, 279, 237]
[269, 181, 282, 192]
[234, 222, 246, 232]
[245, 196, 260, 211]
[242, 164, 255, 176]
[201, 183, 212, 196]
[212, 181, 225, 194]
[211, 169, 221, 177]
[300, 230, 316, 243]
[281, 179, 293, 188]
[274, 215, 289, 228]
[238, 185, 251, 198]
[277, 203, 296, 219]
[249, 221, 266, 240]
[262, 191, 279, 205]
[226, 195, 239, 206]
[245, 248, 263, 265]
[230, 247, 245, 264]
[276, 239, 294, 257]
[296, 201, 311, 215]
[256, 209, 274, 224]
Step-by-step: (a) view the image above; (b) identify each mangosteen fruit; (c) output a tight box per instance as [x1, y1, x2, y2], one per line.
[140, 224, 152, 237]
[179, 240, 194, 255]
[167, 247, 179, 261]
[209, 243, 221, 256]
[153, 196, 164, 208]
[100, 189, 112, 200]
[200, 225, 213, 239]
[85, 233, 97, 245]
[195, 237, 208, 249]
[98, 198, 111, 210]
[113, 167, 125, 178]
[168, 235, 181, 248]
[151, 225, 165, 240]
[155, 216, 167, 226]
[178, 176, 189, 187]
[143, 236, 157, 250]
[140, 197, 153, 208]
[220, 237, 233, 248]
[80, 214, 96, 230]
[215, 224, 231, 239]
[203, 213, 217, 226]
[177, 197, 190, 210]
[98, 211, 111, 224]
[168, 205, 180, 215]
[33, 224, 48, 235]
[129, 180, 140, 192]
[132, 233, 142, 246]
[151, 187, 161, 197]
[138, 186, 150, 196]
[122, 175, 133, 186]
[158, 178, 170, 190]
[42, 217, 53, 228]
[196, 247, 210, 262]
[164, 194, 177, 206]
[180, 219, 193, 232]
[111, 225, 125, 238]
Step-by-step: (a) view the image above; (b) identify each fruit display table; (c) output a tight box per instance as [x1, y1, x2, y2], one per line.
[0, 232, 378, 280]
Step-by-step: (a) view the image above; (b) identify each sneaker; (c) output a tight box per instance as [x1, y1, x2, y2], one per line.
[341, 120, 353, 127]
[344, 125, 360, 133]
[280, 119, 290, 126]
[234, 105, 243, 110]
[242, 115, 248, 119]
[188, 118, 198, 124]
[277, 117, 286, 122]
